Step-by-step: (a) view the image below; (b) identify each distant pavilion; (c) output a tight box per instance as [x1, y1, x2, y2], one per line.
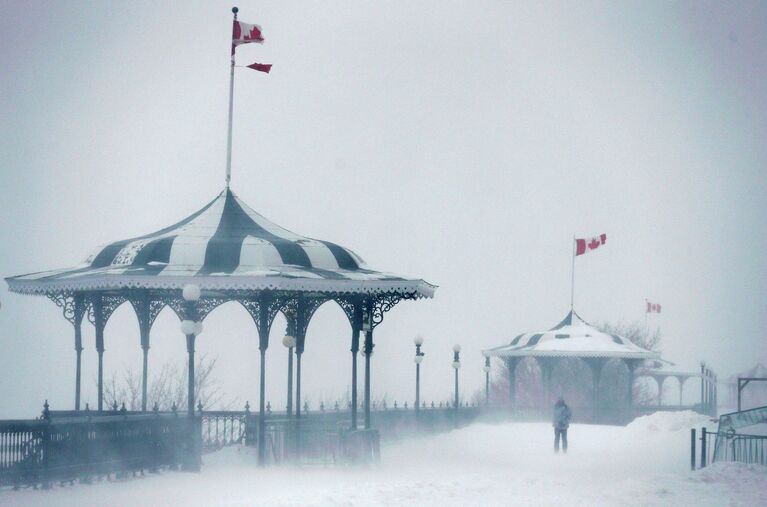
[483, 309, 659, 420]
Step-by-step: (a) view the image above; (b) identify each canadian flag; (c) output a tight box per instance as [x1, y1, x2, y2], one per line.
[646, 301, 662, 313]
[246, 62, 272, 73]
[232, 20, 264, 55]
[575, 233, 607, 256]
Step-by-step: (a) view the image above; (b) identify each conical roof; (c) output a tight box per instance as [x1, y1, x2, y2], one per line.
[484, 309, 659, 359]
[6, 189, 435, 297]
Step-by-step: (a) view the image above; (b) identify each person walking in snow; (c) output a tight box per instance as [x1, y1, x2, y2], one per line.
[553, 396, 572, 453]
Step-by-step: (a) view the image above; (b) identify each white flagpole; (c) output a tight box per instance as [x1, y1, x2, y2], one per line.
[225, 7, 239, 188]
[570, 235, 575, 310]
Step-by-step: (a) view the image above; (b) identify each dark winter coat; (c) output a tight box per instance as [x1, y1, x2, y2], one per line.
[553, 402, 572, 430]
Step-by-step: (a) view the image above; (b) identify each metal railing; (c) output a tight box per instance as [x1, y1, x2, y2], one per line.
[691, 405, 767, 470]
[692, 427, 767, 470]
[201, 411, 248, 452]
[3, 401, 481, 479]
[0, 412, 199, 489]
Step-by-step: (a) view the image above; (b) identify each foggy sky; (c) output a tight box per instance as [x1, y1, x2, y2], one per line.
[1, 1, 765, 418]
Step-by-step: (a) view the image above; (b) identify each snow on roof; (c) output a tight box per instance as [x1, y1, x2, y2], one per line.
[635, 358, 702, 378]
[483, 309, 659, 359]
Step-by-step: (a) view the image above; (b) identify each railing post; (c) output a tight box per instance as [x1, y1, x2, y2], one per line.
[700, 427, 707, 468]
[690, 428, 697, 471]
[37, 400, 52, 489]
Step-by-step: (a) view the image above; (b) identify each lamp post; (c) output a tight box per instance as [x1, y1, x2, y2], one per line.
[483, 353, 491, 406]
[181, 284, 202, 417]
[700, 361, 706, 411]
[282, 334, 296, 416]
[180, 283, 202, 472]
[452, 344, 461, 422]
[414, 335, 424, 415]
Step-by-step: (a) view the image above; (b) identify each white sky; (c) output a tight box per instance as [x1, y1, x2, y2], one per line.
[1, 1, 765, 417]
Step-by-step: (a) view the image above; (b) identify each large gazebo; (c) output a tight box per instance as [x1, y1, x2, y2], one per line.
[483, 309, 659, 419]
[5, 187, 435, 462]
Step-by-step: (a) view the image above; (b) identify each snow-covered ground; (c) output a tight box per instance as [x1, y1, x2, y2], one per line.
[2, 411, 766, 506]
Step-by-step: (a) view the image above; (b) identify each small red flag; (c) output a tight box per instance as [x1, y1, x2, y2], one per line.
[646, 301, 661, 313]
[575, 233, 606, 256]
[246, 62, 272, 73]
[232, 20, 264, 55]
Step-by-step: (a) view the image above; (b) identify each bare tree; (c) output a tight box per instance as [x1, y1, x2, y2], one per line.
[100, 354, 235, 411]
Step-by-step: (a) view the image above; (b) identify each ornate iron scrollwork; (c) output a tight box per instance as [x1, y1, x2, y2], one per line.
[335, 295, 362, 329]
[127, 291, 167, 337]
[100, 294, 128, 324]
[238, 292, 285, 339]
[163, 296, 187, 321]
[369, 291, 417, 329]
[196, 297, 230, 322]
[47, 292, 86, 326]
[296, 296, 328, 341]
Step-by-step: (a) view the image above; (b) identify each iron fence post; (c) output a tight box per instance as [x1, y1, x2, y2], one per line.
[700, 427, 707, 468]
[690, 428, 696, 471]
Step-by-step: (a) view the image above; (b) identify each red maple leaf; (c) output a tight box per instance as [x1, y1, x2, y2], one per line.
[588, 238, 600, 249]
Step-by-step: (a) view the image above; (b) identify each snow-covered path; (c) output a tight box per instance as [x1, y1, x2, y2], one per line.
[2, 411, 766, 506]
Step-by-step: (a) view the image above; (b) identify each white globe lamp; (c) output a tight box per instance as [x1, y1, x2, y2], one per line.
[182, 284, 201, 302]
[180, 319, 196, 335]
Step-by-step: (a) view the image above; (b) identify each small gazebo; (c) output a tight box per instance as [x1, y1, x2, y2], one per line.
[483, 309, 659, 418]
[5, 187, 435, 462]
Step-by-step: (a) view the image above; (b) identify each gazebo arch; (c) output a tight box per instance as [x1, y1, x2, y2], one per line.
[6, 187, 436, 464]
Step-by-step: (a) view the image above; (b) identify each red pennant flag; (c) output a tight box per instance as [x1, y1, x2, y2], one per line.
[575, 233, 607, 256]
[646, 301, 661, 313]
[246, 62, 272, 73]
[232, 20, 264, 55]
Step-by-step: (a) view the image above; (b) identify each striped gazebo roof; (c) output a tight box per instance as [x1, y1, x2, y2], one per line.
[5, 188, 436, 297]
[483, 309, 659, 359]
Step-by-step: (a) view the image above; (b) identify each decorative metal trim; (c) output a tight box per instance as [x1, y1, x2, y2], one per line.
[47, 292, 87, 326]
[163, 296, 187, 321]
[101, 294, 128, 324]
[238, 292, 285, 341]
[335, 295, 363, 329]
[196, 297, 231, 322]
[369, 291, 417, 329]
[7, 275, 437, 299]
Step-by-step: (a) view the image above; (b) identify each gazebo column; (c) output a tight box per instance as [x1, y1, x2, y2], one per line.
[141, 340, 149, 411]
[295, 350, 303, 418]
[363, 329, 374, 429]
[350, 327, 360, 429]
[255, 299, 272, 467]
[257, 343, 267, 464]
[92, 296, 106, 413]
[624, 359, 639, 413]
[180, 295, 200, 417]
[49, 293, 88, 411]
[584, 358, 606, 423]
[185, 333, 196, 415]
[537, 358, 555, 409]
[136, 298, 152, 412]
[655, 375, 666, 406]
[286, 333, 294, 417]
[292, 297, 312, 423]
[507, 357, 520, 409]
[74, 316, 83, 411]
